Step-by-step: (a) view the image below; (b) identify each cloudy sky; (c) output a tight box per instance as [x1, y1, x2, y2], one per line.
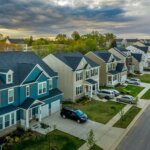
[0, 0, 150, 38]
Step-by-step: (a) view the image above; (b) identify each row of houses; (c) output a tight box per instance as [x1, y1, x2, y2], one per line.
[0, 39, 149, 134]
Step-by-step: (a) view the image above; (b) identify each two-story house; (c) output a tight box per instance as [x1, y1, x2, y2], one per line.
[43, 52, 99, 102]
[0, 52, 62, 134]
[85, 51, 127, 87]
[109, 47, 135, 74]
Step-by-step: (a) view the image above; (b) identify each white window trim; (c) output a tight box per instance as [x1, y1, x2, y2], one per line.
[38, 81, 47, 95]
[26, 85, 30, 97]
[76, 71, 83, 81]
[6, 73, 13, 84]
[8, 88, 14, 104]
[76, 85, 83, 96]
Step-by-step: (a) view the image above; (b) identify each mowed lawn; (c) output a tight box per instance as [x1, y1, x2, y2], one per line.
[113, 106, 141, 128]
[116, 85, 144, 97]
[66, 100, 125, 124]
[138, 74, 150, 83]
[142, 89, 150, 100]
[12, 130, 85, 150]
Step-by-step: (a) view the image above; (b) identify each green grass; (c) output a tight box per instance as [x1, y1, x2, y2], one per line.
[116, 85, 144, 97]
[91, 144, 103, 150]
[65, 100, 125, 124]
[141, 88, 150, 100]
[11, 130, 85, 150]
[113, 106, 141, 128]
[139, 74, 150, 83]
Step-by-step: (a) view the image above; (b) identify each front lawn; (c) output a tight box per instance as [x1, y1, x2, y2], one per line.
[113, 106, 141, 128]
[65, 100, 125, 124]
[141, 89, 150, 100]
[116, 85, 144, 97]
[11, 130, 85, 150]
[138, 74, 150, 83]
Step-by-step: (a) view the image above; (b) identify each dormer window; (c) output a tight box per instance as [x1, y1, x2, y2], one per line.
[7, 73, 13, 84]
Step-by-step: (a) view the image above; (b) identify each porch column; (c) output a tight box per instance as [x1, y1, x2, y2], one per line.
[38, 105, 42, 122]
[90, 85, 93, 98]
[25, 109, 29, 130]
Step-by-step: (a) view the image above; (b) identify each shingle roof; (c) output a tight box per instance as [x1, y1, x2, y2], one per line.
[0, 105, 18, 116]
[19, 98, 43, 110]
[133, 45, 149, 53]
[116, 63, 126, 72]
[39, 88, 63, 101]
[113, 47, 128, 57]
[94, 51, 120, 63]
[0, 51, 57, 89]
[8, 39, 25, 44]
[131, 53, 143, 62]
[54, 52, 98, 71]
[85, 79, 97, 85]
[108, 70, 120, 75]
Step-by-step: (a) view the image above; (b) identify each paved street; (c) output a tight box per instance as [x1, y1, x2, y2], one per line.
[117, 105, 150, 150]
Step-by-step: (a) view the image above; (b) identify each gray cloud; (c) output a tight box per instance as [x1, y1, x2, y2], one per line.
[0, 0, 149, 38]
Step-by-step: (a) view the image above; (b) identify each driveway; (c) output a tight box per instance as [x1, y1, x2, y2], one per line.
[42, 112, 125, 150]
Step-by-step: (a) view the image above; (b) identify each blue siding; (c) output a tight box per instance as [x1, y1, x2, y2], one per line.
[23, 66, 42, 83]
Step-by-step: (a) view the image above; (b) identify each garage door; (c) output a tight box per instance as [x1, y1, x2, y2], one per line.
[41, 104, 49, 118]
[51, 100, 60, 114]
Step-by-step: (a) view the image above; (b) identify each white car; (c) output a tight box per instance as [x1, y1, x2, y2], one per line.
[125, 78, 141, 85]
[98, 89, 115, 100]
[116, 95, 136, 104]
[109, 89, 120, 97]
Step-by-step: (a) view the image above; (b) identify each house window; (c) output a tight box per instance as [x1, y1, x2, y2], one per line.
[113, 75, 117, 81]
[86, 70, 90, 79]
[38, 82, 47, 95]
[76, 85, 83, 95]
[8, 89, 14, 104]
[91, 69, 94, 76]
[11, 113, 15, 125]
[94, 68, 98, 76]
[76, 72, 83, 81]
[49, 79, 53, 90]
[5, 114, 10, 127]
[7, 73, 13, 84]
[26, 86, 30, 97]
[0, 117, 3, 130]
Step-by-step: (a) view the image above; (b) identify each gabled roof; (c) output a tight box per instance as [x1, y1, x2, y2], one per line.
[133, 45, 149, 53]
[53, 52, 98, 71]
[94, 50, 120, 63]
[113, 47, 128, 57]
[7, 38, 25, 44]
[126, 39, 139, 43]
[85, 79, 97, 85]
[0, 52, 57, 89]
[0, 105, 18, 116]
[131, 53, 143, 62]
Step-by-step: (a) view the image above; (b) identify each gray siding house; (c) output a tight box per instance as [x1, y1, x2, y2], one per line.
[86, 51, 127, 87]
[43, 52, 99, 102]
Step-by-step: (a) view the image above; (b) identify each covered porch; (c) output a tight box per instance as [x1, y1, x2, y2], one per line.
[107, 71, 120, 87]
[84, 79, 99, 98]
[19, 98, 45, 130]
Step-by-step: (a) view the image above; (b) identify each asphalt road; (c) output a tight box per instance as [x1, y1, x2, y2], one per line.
[117, 105, 150, 150]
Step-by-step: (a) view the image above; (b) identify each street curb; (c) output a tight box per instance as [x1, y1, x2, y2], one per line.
[111, 102, 150, 150]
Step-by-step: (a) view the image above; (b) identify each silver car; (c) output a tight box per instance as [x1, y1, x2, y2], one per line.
[98, 89, 115, 100]
[116, 95, 136, 104]
[125, 78, 141, 85]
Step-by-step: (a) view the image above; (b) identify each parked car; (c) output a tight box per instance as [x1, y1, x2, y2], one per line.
[98, 89, 115, 99]
[60, 107, 88, 123]
[116, 95, 136, 104]
[125, 78, 141, 85]
[109, 89, 120, 97]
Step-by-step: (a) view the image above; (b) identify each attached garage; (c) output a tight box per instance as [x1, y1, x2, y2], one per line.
[51, 100, 61, 114]
[41, 104, 49, 118]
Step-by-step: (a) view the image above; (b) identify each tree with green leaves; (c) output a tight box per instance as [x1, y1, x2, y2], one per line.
[71, 31, 80, 41]
[56, 33, 67, 43]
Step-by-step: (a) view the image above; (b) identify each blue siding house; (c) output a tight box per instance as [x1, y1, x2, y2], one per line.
[0, 51, 62, 132]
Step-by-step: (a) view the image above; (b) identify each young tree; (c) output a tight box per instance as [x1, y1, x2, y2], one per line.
[119, 109, 125, 127]
[86, 129, 96, 149]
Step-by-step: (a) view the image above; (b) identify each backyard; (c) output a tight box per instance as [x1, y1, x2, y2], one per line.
[113, 106, 141, 128]
[64, 100, 125, 124]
